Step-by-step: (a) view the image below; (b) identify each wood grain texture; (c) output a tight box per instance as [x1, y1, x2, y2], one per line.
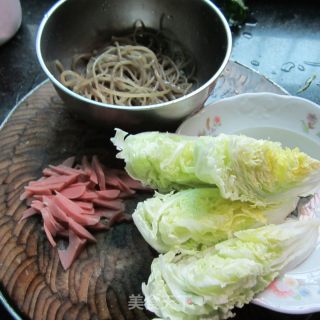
[0, 61, 287, 320]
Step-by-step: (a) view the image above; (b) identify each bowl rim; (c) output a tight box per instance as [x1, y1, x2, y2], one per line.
[36, 0, 232, 111]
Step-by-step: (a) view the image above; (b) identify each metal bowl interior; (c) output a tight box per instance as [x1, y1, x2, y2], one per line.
[37, 0, 231, 130]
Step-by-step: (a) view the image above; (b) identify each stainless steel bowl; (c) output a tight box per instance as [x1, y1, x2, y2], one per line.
[36, 0, 231, 131]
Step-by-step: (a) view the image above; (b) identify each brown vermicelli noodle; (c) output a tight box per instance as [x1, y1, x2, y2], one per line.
[55, 23, 196, 106]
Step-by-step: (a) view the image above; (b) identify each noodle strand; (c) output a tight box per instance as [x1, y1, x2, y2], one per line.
[56, 25, 196, 106]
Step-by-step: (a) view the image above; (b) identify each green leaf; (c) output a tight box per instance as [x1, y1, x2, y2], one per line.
[297, 74, 317, 94]
[301, 120, 309, 133]
[214, 0, 249, 28]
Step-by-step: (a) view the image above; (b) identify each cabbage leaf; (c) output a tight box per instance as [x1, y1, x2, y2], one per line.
[133, 188, 298, 252]
[143, 219, 319, 320]
[111, 129, 320, 205]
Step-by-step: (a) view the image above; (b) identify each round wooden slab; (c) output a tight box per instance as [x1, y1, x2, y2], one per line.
[0, 61, 287, 320]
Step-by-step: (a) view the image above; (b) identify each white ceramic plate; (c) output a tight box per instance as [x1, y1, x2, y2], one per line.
[177, 92, 320, 314]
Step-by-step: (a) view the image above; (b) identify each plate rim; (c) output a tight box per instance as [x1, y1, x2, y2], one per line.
[177, 91, 320, 135]
[253, 297, 320, 315]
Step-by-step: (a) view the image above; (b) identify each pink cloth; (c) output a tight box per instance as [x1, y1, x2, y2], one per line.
[0, 0, 22, 45]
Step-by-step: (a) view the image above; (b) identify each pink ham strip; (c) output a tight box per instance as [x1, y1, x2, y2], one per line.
[24, 174, 79, 194]
[54, 192, 85, 216]
[60, 185, 86, 199]
[58, 230, 87, 270]
[45, 207, 66, 234]
[53, 194, 99, 226]
[81, 155, 92, 176]
[92, 155, 106, 190]
[90, 170, 98, 185]
[74, 201, 93, 210]
[79, 191, 98, 201]
[20, 155, 149, 270]
[105, 167, 152, 191]
[19, 207, 39, 222]
[49, 165, 86, 176]
[41, 207, 61, 237]
[61, 156, 76, 167]
[46, 197, 69, 223]
[44, 224, 57, 247]
[68, 217, 96, 242]
[119, 174, 152, 191]
[81, 208, 95, 215]
[69, 182, 91, 187]
[31, 200, 45, 212]
[20, 190, 33, 201]
[96, 189, 120, 200]
[29, 174, 78, 186]
[104, 174, 121, 188]
[115, 178, 134, 194]
[118, 190, 136, 199]
[105, 174, 136, 197]
[32, 194, 54, 202]
[106, 211, 129, 228]
[25, 183, 65, 193]
[42, 168, 59, 177]
[81, 155, 98, 185]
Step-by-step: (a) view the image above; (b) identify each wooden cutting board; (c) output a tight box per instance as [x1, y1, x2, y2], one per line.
[0, 61, 287, 320]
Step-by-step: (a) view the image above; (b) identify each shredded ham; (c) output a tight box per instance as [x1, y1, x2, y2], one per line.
[58, 230, 86, 270]
[20, 155, 151, 270]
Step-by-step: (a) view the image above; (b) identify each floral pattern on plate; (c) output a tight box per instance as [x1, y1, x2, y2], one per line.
[268, 271, 320, 300]
[198, 115, 222, 136]
[301, 113, 320, 137]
